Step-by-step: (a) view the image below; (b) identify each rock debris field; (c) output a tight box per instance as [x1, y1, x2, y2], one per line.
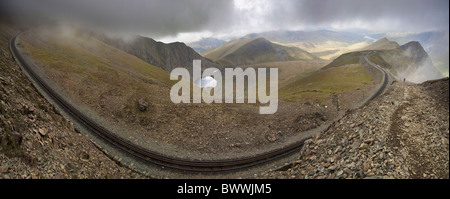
[257, 78, 449, 179]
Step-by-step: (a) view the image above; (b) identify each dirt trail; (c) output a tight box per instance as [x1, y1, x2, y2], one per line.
[389, 83, 449, 178]
[258, 79, 449, 179]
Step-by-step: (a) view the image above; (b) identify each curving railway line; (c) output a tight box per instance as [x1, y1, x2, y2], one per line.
[364, 51, 389, 102]
[9, 34, 390, 173]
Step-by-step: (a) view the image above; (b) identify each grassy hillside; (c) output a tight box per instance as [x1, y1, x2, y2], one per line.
[202, 37, 318, 66]
[242, 60, 329, 88]
[18, 28, 175, 124]
[21, 30, 172, 85]
[94, 33, 223, 74]
[362, 38, 399, 51]
[368, 49, 442, 83]
[321, 51, 367, 70]
[431, 53, 449, 77]
[319, 38, 442, 84]
[279, 64, 373, 103]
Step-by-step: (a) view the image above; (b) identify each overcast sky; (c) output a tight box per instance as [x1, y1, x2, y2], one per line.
[2, 0, 449, 43]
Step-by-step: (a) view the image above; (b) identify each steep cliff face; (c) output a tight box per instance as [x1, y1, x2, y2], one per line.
[399, 41, 432, 65]
[97, 35, 224, 73]
[364, 40, 444, 83]
[398, 41, 443, 82]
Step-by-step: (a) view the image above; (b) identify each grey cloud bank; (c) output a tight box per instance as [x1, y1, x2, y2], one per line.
[1, 0, 235, 37]
[1, 0, 448, 41]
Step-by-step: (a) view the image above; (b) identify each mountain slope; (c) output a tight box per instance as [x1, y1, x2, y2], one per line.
[95, 34, 224, 73]
[244, 30, 372, 61]
[259, 77, 449, 179]
[17, 27, 178, 132]
[202, 37, 318, 66]
[362, 37, 399, 50]
[395, 41, 443, 82]
[0, 24, 144, 179]
[321, 38, 442, 84]
[399, 41, 433, 65]
[358, 40, 442, 83]
[370, 31, 449, 76]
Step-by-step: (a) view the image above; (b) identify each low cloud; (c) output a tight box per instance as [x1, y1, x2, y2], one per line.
[1, 0, 448, 41]
[2, 0, 235, 38]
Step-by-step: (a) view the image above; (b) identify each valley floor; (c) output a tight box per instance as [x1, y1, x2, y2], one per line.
[256, 78, 449, 179]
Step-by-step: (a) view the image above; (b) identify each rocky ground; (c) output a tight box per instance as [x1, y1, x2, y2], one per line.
[257, 78, 449, 179]
[0, 24, 145, 179]
[1, 22, 448, 179]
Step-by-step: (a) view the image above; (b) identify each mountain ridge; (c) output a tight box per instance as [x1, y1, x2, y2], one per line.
[94, 34, 224, 73]
[202, 37, 318, 66]
[362, 37, 399, 50]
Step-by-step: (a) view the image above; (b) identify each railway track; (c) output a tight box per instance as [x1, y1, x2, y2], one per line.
[9, 35, 306, 172]
[9, 34, 390, 173]
[364, 51, 389, 102]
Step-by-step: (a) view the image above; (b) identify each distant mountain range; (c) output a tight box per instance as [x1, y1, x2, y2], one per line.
[190, 29, 448, 76]
[201, 37, 319, 66]
[243, 30, 367, 44]
[187, 37, 226, 53]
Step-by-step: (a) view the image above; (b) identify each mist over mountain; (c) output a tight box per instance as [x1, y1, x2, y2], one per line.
[370, 31, 449, 76]
[397, 41, 444, 83]
[94, 33, 224, 73]
[359, 37, 444, 83]
[244, 30, 369, 44]
[3, 0, 447, 43]
[0, 0, 448, 180]
[187, 37, 227, 53]
[230, 29, 449, 77]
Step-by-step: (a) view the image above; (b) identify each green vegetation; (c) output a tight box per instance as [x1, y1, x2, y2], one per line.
[368, 52, 394, 72]
[321, 51, 364, 70]
[362, 38, 399, 51]
[18, 29, 175, 124]
[367, 49, 415, 76]
[279, 64, 372, 102]
[202, 37, 257, 61]
[430, 54, 449, 77]
[242, 60, 329, 88]
[21, 34, 172, 87]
